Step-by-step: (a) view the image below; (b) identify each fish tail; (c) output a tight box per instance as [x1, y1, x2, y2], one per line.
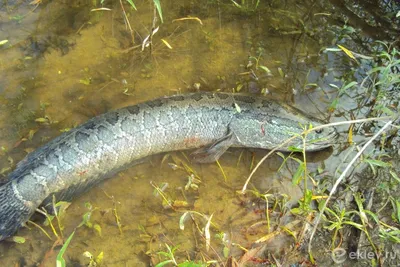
[0, 181, 34, 241]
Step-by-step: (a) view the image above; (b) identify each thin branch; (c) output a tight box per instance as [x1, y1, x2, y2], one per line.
[240, 116, 392, 194]
[149, 2, 158, 55]
[241, 136, 296, 193]
[307, 119, 393, 259]
[119, 0, 135, 44]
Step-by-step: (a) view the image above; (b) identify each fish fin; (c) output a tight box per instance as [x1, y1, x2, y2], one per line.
[191, 131, 235, 163]
[41, 157, 149, 211]
[41, 176, 104, 211]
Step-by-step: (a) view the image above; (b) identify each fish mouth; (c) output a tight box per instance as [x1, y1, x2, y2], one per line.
[278, 129, 338, 152]
[306, 129, 339, 151]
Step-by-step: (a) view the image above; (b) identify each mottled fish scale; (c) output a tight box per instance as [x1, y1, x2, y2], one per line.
[0, 92, 337, 241]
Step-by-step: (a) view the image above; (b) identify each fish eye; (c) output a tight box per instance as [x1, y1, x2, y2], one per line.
[315, 129, 323, 134]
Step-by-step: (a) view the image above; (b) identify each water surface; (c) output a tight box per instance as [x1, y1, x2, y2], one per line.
[0, 0, 396, 266]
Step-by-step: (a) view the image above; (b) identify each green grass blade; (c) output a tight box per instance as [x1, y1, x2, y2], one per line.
[153, 0, 163, 22]
[126, 0, 137, 10]
[56, 231, 75, 267]
[155, 260, 173, 267]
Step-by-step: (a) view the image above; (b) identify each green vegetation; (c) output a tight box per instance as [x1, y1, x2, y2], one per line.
[23, 197, 105, 266]
[230, 0, 260, 12]
[0, 0, 399, 266]
[56, 231, 75, 267]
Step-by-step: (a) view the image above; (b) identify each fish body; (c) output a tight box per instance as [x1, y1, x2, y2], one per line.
[0, 92, 337, 240]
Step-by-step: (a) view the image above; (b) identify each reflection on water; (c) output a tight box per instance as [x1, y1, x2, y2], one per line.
[1, 0, 392, 265]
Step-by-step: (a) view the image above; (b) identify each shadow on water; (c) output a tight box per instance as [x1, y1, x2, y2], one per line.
[0, 0, 399, 266]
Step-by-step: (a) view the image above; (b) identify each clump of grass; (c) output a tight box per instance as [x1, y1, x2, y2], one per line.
[230, 0, 260, 12]
[29, 195, 71, 241]
[56, 231, 75, 267]
[156, 243, 213, 267]
[83, 250, 104, 267]
[238, 40, 399, 265]
[78, 202, 102, 237]
[21, 195, 109, 266]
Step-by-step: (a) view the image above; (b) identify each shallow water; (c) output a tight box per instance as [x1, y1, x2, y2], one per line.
[0, 0, 396, 266]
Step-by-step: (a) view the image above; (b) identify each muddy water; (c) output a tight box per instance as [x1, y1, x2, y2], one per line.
[0, 0, 354, 266]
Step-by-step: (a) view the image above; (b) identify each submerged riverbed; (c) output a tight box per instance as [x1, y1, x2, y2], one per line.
[0, 0, 399, 266]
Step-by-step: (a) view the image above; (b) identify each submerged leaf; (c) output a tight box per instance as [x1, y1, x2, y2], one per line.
[126, 0, 137, 10]
[347, 124, 354, 144]
[161, 39, 172, 49]
[179, 212, 189, 230]
[172, 16, 203, 25]
[12, 236, 26, 243]
[258, 65, 271, 74]
[204, 214, 213, 252]
[153, 0, 163, 22]
[94, 224, 102, 237]
[292, 162, 305, 185]
[35, 117, 48, 123]
[337, 45, 359, 64]
[95, 251, 104, 265]
[56, 231, 75, 267]
[278, 67, 285, 78]
[179, 262, 207, 267]
[230, 0, 241, 8]
[155, 260, 174, 267]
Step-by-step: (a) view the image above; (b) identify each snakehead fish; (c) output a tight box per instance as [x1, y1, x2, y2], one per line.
[0, 92, 337, 241]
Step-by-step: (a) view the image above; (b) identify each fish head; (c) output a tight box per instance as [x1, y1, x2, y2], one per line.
[277, 102, 338, 151]
[291, 122, 338, 152]
[232, 101, 338, 152]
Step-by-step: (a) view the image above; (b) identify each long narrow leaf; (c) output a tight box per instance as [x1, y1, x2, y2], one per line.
[153, 0, 163, 22]
[155, 260, 174, 267]
[292, 163, 305, 185]
[56, 231, 75, 267]
[126, 0, 137, 10]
